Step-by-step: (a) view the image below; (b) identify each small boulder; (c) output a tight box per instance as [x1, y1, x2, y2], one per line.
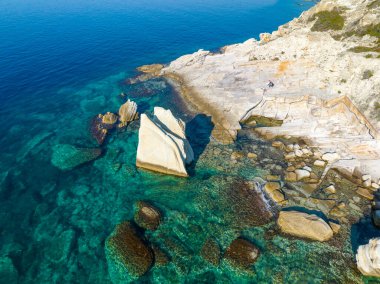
[314, 160, 326, 167]
[105, 222, 154, 281]
[277, 210, 333, 241]
[102, 112, 118, 125]
[224, 238, 260, 269]
[356, 238, 380, 277]
[295, 169, 311, 181]
[118, 99, 138, 128]
[322, 152, 340, 162]
[51, 144, 102, 171]
[134, 201, 162, 231]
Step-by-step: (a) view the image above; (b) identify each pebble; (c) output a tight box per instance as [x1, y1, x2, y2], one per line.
[329, 222, 341, 234]
[295, 169, 311, 181]
[247, 152, 257, 159]
[303, 166, 312, 172]
[314, 160, 326, 167]
[322, 152, 340, 162]
[285, 172, 297, 182]
[325, 185, 336, 194]
[372, 183, 380, 190]
[363, 179, 372, 188]
[349, 202, 361, 212]
[353, 196, 361, 203]
[356, 187, 374, 200]
[295, 149, 303, 157]
[362, 174, 371, 181]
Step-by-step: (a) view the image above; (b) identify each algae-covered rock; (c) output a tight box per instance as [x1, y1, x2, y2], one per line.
[200, 238, 221, 266]
[224, 238, 260, 269]
[0, 257, 18, 284]
[105, 222, 154, 282]
[101, 112, 118, 125]
[134, 201, 162, 231]
[51, 144, 102, 170]
[45, 229, 76, 264]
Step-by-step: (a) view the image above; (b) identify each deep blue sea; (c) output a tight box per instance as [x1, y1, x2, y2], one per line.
[1, 1, 367, 283]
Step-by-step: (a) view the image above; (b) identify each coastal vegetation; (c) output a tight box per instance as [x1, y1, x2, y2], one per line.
[310, 9, 345, 32]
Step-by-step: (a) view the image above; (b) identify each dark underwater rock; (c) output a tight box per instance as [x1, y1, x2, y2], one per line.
[222, 180, 272, 228]
[105, 222, 154, 281]
[200, 238, 221, 266]
[45, 229, 76, 264]
[372, 210, 380, 227]
[90, 115, 109, 145]
[134, 201, 162, 231]
[51, 144, 102, 171]
[152, 245, 170, 266]
[0, 257, 18, 284]
[224, 238, 260, 269]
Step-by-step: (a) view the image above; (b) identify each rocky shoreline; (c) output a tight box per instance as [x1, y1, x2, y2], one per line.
[135, 0, 380, 187]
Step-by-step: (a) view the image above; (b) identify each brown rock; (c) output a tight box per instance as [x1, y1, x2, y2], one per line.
[224, 238, 260, 269]
[106, 222, 154, 277]
[285, 172, 297, 182]
[134, 201, 162, 231]
[102, 112, 118, 125]
[200, 239, 221, 266]
[356, 187, 374, 200]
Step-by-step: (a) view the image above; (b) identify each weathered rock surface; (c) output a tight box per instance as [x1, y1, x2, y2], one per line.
[136, 107, 194, 177]
[160, 0, 380, 181]
[134, 201, 162, 231]
[105, 222, 154, 281]
[51, 144, 102, 170]
[277, 210, 333, 241]
[101, 112, 118, 125]
[224, 238, 260, 269]
[356, 238, 380, 277]
[118, 99, 138, 128]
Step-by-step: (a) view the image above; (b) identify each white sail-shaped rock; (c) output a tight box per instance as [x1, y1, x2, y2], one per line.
[136, 108, 193, 177]
[356, 238, 380, 277]
[153, 107, 194, 164]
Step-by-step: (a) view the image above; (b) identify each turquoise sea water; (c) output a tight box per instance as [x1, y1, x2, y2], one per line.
[1, 0, 371, 283]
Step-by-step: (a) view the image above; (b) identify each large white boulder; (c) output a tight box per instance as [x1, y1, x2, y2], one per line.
[356, 238, 380, 277]
[136, 108, 193, 177]
[277, 210, 333, 242]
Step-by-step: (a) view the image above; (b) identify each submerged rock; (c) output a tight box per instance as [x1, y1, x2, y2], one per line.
[45, 229, 76, 264]
[224, 238, 260, 269]
[106, 222, 154, 282]
[277, 210, 333, 242]
[118, 99, 138, 128]
[200, 238, 221, 266]
[51, 144, 102, 171]
[0, 257, 18, 284]
[101, 112, 118, 125]
[91, 115, 109, 145]
[136, 107, 194, 177]
[134, 201, 162, 231]
[356, 238, 380, 277]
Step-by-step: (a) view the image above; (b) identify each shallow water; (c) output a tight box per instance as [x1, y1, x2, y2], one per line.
[0, 0, 373, 283]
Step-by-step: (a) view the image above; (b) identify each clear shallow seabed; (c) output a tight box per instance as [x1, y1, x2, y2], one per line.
[0, 0, 376, 283]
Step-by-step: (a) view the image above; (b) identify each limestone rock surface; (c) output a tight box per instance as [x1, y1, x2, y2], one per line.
[356, 238, 380, 277]
[136, 107, 193, 177]
[277, 210, 333, 241]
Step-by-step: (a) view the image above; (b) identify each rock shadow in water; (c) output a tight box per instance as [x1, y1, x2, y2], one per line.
[185, 114, 214, 170]
[350, 216, 380, 254]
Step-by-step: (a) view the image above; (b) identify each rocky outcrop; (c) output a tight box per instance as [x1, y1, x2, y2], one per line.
[118, 99, 138, 128]
[105, 222, 154, 281]
[277, 210, 333, 241]
[158, 0, 380, 181]
[356, 238, 380, 277]
[134, 201, 162, 231]
[136, 107, 194, 177]
[51, 144, 102, 170]
[224, 238, 260, 269]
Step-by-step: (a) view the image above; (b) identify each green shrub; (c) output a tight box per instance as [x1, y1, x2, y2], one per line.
[362, 70, 374, 80]
[311, 9, 345, 32]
